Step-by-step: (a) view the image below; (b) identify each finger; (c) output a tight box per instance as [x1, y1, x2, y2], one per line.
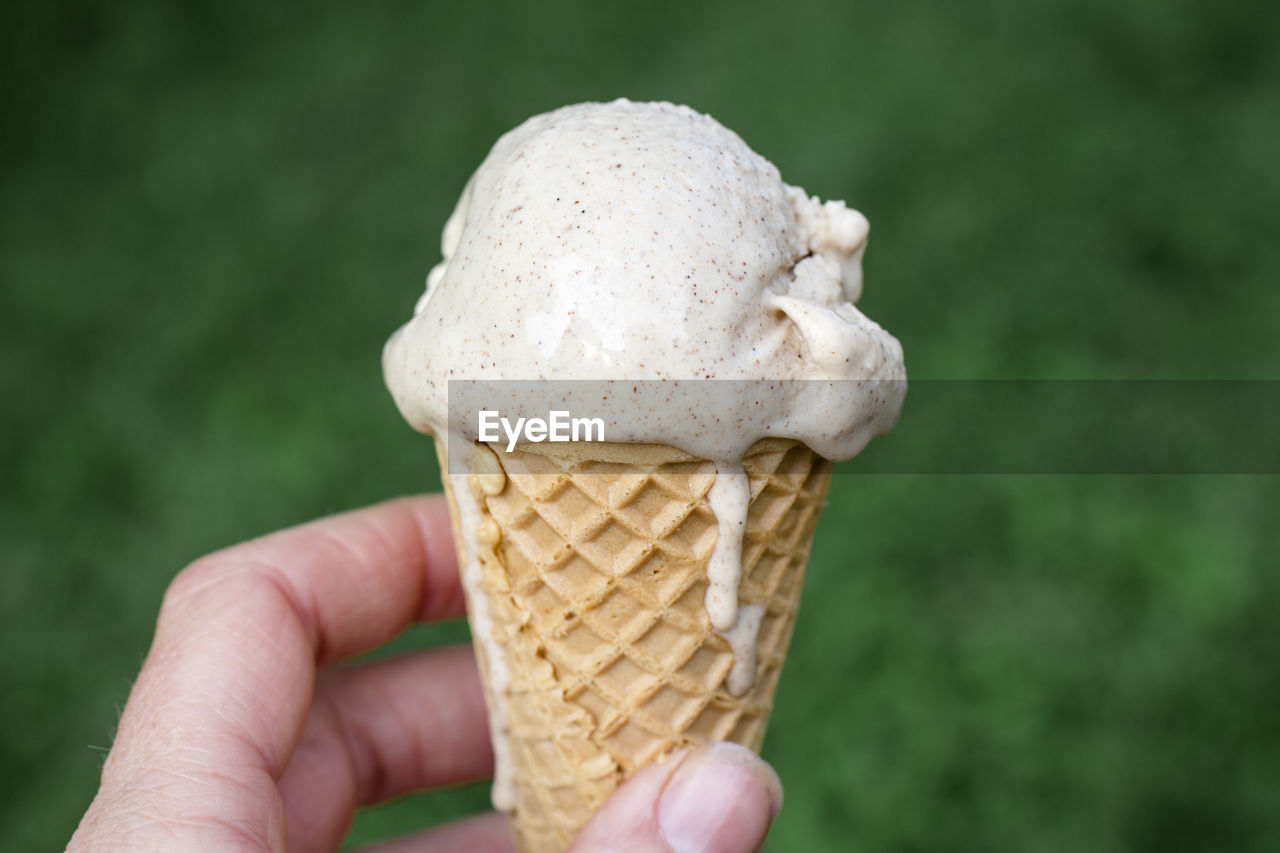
[279, 645, 494, 852]
[170, 491, 465, 666]
[84, 495, 461, 850]
[115, 494, 460, 775]
[569, 743, 783, 853]
[355, 811, 514, 853]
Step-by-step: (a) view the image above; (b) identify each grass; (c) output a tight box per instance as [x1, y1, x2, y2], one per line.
[2, 0, 1278, 850]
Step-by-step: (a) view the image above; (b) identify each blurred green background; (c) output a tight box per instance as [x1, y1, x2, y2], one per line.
[3, 0, 1278, 850]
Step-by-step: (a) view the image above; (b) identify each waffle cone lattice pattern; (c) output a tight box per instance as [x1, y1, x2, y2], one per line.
[441, 438, 831, 853]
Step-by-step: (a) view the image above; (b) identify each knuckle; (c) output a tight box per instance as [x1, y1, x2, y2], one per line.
[161, 549, 271, 620]
[161, 555, 227, 614]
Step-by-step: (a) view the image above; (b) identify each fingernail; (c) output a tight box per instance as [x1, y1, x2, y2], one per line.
[657, 742, 784, 853]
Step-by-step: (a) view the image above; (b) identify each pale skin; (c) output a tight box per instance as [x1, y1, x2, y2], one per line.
[70, 495, 783, 852]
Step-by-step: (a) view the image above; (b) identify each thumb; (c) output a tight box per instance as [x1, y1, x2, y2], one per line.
[570, 742, 784, 853]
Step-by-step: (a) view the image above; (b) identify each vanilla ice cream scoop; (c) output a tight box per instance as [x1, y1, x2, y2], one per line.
[383, 99, 905, 811]
[383, 98, 904, 454]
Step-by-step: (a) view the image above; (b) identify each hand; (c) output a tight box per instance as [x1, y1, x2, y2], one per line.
[69, 496, 783, 852]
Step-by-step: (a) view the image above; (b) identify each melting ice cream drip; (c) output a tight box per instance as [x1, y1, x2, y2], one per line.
[704, 461, 750, 633]
[704, 460, 771, 696]
[446, 442, 515, 812]
[721, 604, 765, 697]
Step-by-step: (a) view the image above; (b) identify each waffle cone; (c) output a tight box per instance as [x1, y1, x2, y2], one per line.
[436, 437, 831, 853]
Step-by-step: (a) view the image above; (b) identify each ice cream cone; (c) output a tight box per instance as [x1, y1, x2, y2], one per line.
[436, 436, 832, 853]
